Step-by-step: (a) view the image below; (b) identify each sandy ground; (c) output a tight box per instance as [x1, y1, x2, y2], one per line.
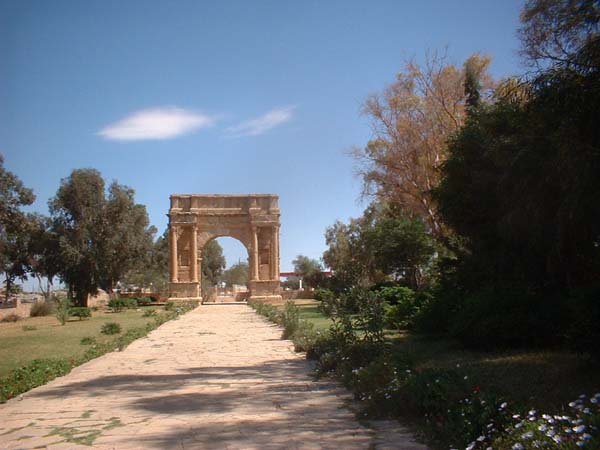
[0, 304, 427, 449]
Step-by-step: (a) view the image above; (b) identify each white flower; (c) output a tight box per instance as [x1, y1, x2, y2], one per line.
[552, 435, 562, 444]
[573, 425, 586, 434]
[466, 441, 476, 450]
[582, 433, 592, 441]
[546, 429, 556, 437]
[512, 444, 525, 450]
[464, 375, 468, 380]
[528, 409, 537, 416]
[477, 435, 485, 442]
[522, 431, 534, 439]
[538, 424, 548, 432]
[500, 402, 508, 409]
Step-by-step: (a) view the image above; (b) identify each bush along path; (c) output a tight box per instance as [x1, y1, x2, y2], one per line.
[0, 302, 196, 403]
[250, 299, 600, 450]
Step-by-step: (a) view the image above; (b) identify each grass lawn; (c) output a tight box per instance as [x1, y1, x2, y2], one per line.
[286, 299, 599, 414]
[0, 308, 161, 378]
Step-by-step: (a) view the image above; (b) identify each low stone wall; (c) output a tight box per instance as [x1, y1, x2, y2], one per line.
[0, 299, 33, 320]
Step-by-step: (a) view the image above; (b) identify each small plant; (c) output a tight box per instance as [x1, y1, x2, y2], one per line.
[22, 325, 37, 331]
[137, 297, 153, 306]
[69, 307, 91, 320]
[0, 313, 20, 323]
[164, 301, 175, 311]
[80, 336, 96, 345]
[30, 300, 54, 317]
[54, 295, 72, 325]
[281, 301, 300, 339]
[108, 298, 137, 312]
[101, 322, 121, 335]
[142, 308, 157, 317]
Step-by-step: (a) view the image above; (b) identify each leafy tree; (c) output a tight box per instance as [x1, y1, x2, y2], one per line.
[519, 0, 600, 69]
[28, 214, 61, 300]
[0, 156, 35, 299]
[292, 255, 323, 289]
[353, 52, 494, 241]
[97, 182, 155, 295]
[122, 229, 169, 293]
[201, 240, 225, 288]
[49, 169, 154, 305]
[220, 261, 248, 286]
[364, 213, 437, 289]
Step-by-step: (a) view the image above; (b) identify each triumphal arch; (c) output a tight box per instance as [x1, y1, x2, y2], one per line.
[168, 194, 281, 303]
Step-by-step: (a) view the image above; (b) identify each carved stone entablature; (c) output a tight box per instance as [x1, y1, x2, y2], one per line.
[168, 194, 281, 303]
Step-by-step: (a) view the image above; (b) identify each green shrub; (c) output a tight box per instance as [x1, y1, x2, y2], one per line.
[69, 307, 91, 320]
[314, 288, 338, 316]
[291, 321, 319, 353]
[280, 301, 300, 339]
[164, 301, 174, 311]
[567, 285, 600, 360]
[22, 325, 37, 331]
[0, 313, 20, 323]
[142, 308, 157, 317]
[449, 287, 564, 349]
[137, 297, 153, 306]
[54, 295, 72, 326]
[0, 358, 73, 402]
[101, 322, 121, 335]
[108, 298, 137, 312]
[30, 300, 54, 317]
[80, 336, 96, 345]
[376, 286, 415, 306]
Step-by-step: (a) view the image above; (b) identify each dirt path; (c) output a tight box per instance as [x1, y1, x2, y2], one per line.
[0, 305, 426, 449]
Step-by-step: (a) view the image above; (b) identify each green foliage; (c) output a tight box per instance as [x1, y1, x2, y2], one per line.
[0, 155, 36, 300]
[136, 297, 152, 306]
[566, 285, 600, 359]
[142, 308, 157, 317]
[314, 288, 338, 316]
[164, 301, 174, 311]
[49, 169, 154, 306]
[280, 301, 300, 339]
[292, 255, 324, 289]
[1, 313, 20, 323]
[220, 261, 249, 286]
[108, 298, 137, 312]
[101, 322, 121, 335]
[0, 358, 72, 402]
[54, 295, 71, 326]
[22, 325, 37, 331]
[69, 307, 91, 320]
[80, 336, 96, 345]
[29, 300, 54, 317]
[201, 239, 226, 290]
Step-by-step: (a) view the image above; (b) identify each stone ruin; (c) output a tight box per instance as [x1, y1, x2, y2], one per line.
[168, 194, 281, 303]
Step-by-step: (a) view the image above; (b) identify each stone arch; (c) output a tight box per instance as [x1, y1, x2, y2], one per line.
[168, 194, 281, 302]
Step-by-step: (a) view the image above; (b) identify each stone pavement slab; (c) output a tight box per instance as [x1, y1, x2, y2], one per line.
[0, 305, 427, 449]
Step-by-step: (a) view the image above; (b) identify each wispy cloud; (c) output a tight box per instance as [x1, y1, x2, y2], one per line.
[98, 107, 216, 141]
[226, 106, 295, 138]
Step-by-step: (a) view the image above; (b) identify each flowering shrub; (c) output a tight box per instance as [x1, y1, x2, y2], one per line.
[489, 394, 600, 450]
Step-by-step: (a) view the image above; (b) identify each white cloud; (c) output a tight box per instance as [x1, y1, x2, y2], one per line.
[98, 107, 215, 141]
[226, 106, 295, 137]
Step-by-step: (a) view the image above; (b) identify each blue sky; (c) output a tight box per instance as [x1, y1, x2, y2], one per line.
[1, 0, 524, 277]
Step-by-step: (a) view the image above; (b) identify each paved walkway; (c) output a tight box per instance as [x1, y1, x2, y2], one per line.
[0, 305, 426, 449]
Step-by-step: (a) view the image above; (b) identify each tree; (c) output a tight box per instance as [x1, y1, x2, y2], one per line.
[292, 255, 323, 289]
[220, 261, 248, 286]
[353, 53, 493, 241]
[201, 240, 225, 288]
[49, 169, 154, 305]
[434, 34, 600, 293]
[363, 213, 437, 289]
[519, 0, 600, 69]
[97, 182, 155, 295]
[121, 229, 169, 294]
[28, 214, 61, 300]
[0, 156, 35, 299]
